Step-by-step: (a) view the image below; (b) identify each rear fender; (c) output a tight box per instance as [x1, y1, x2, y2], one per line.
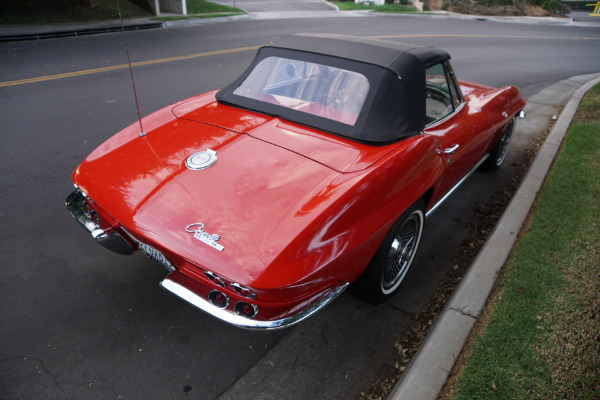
[482, 85, 526, 152]
[261, 134, 445, 288]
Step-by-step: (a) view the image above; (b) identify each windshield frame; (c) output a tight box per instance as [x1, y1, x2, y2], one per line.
[217, 47, 388, 143]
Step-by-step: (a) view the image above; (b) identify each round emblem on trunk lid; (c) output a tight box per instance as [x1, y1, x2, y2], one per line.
[186, 149, 217, 170]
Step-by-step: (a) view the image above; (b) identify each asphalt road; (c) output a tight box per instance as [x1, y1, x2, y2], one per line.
[1, 9, 599, 400]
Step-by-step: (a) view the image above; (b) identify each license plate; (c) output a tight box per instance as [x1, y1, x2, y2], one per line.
[137, 240, 175, 272]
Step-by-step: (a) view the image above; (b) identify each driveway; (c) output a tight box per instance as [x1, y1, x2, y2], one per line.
[211, 0, 336, 12]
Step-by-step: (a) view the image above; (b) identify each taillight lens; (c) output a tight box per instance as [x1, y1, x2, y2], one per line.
[234, 302, 258, 318]
[208, 291, 229, 309]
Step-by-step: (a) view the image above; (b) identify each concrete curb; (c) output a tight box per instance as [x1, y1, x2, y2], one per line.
[0, 20, 163, 42]
[387, 73, 600, 400]
[366, 10, 574, 25]
[162, 13, 254, 27]
[0, 14, 254, 42]
[432, 11, 573, 25]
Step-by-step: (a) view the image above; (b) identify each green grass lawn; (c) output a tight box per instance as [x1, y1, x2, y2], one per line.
[442, 83, 600, 399]
[151, 13, 243, 21]
[332, 1, 419, 12]
[0, 0, 243, 25]
[186, 0, 241, 13]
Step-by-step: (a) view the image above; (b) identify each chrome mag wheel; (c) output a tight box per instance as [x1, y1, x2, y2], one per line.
[482, 117, 516, 171]
[351, 200, 426, 304]
[381, 209, 424, 295]
[494, 118, 515, 167]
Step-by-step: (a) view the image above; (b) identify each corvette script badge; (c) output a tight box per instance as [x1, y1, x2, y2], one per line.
[185, 223, 224, 252]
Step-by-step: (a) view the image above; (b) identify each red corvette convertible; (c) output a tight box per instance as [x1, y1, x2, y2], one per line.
[67, 34, 525, 329]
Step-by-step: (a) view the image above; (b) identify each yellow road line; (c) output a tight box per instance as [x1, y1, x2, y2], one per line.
[2, 34, 599, 88]
[0, 45, 260, 88]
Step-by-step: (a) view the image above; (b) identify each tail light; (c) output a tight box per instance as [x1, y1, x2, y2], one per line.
[82, 199, 100, 226]
[208, 291, 229, 309]
[202, 270, 258, 318]
[235, 302, 258, 318]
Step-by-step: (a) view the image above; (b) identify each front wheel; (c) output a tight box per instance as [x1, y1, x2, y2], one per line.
[352, 200, 425, 304]
[481, 117, 516, 171]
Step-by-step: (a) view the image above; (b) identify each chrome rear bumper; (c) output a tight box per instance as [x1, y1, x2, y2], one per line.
[161, 270, 348, 330]
[66, 189, 134, 255]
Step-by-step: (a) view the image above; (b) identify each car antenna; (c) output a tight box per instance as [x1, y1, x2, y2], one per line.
[117, 0, 145, 137]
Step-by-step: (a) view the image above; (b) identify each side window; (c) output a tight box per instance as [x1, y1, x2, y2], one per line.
[425, 62, 458, 124]
[443, 60, 462, 109]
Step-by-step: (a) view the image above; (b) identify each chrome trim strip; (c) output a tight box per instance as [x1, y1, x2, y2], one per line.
[425, 154, 489, 219]
[160, 278, 348, 330]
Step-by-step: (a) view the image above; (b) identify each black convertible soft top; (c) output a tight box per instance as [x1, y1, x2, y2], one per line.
[216, 33, 451, 144]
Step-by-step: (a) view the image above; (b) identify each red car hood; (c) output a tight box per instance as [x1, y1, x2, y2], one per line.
[73, 93, 398, 288]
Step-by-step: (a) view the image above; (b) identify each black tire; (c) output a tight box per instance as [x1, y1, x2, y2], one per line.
[481, 118, 516, 171]
[352, 199, 425, 304]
